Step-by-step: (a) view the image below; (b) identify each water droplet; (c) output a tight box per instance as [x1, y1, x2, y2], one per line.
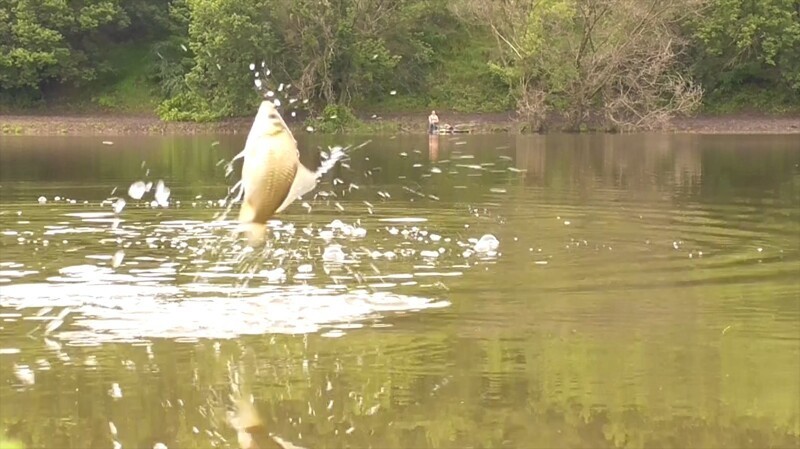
[154, 180, 170, 207]
[112, 250, 125, 268]
[37, 196, 46, 204]
[389, 90, 397, 95]
[249, 63, 256, 70]
[128, 181, 146, 199]
[113, 198, 126, 214]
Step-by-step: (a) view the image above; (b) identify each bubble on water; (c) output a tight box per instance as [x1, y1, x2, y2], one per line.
[14, 364, 35, 386]
[261, 267, 286, 283]
[37, 196, 46, 204]
[109, 382, 123, 399]
[323, 245, 345, 263]
[113, 198, 126, 214]
[474, 234, 499, 253]
[128, 181, 146, 199]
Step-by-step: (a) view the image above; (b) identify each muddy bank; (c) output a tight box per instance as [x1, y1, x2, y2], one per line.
[1, 112, 799, 136]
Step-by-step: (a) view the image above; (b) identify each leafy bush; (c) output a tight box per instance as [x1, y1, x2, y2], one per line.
[305, 104, 360, 134]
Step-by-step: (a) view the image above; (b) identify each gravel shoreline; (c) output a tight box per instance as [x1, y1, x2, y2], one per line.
[2, 112, 799, 136]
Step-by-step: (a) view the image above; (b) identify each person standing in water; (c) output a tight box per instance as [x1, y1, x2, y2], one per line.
[428, 110, 439, 135]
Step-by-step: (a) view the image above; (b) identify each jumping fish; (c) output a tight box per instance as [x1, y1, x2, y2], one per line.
[237, 100, 318, 246]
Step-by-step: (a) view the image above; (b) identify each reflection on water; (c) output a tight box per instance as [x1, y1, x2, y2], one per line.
[1, 133, 799, 449]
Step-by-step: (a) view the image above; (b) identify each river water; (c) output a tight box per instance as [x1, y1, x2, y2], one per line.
[0, 133, 798, 449]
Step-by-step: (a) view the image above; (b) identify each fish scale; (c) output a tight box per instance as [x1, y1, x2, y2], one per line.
[248, 146, 298, 224]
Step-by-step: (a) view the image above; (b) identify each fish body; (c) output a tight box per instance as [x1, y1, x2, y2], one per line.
[238, 101, 318, 246]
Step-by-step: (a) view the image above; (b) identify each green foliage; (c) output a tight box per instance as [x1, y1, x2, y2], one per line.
[425, 29, 512, 113]
[90, 44, 159, 113]
[305, 104, 360, 133]
[1, 0, 798, 118]
[0, 0, 127, 91]
[689, 0, 800, 105]
[155, 91, 217, 121]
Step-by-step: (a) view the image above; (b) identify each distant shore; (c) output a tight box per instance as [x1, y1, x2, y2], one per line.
[1, 112, 799, 136]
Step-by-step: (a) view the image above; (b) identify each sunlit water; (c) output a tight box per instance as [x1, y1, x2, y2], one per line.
[0, 133, 798, 449]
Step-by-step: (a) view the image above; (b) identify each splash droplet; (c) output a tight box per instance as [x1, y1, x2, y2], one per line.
[128, 181, 146, 200]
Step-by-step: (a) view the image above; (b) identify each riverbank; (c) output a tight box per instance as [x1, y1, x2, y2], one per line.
[1, 112, 799, 136]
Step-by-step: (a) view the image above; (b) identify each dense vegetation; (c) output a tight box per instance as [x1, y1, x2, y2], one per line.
[0, 0, 798, 130]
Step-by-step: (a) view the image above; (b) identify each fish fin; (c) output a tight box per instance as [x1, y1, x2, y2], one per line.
[275, 163, 318, 213]
[238, 222, 268, 247]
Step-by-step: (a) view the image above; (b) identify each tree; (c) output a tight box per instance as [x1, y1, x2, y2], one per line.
[457, 0, 704, 131]
[689, 0, 800, 105]
[0, 0, 126, 93]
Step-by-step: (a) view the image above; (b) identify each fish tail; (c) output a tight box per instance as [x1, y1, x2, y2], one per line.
[239, 222, 268, 247]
